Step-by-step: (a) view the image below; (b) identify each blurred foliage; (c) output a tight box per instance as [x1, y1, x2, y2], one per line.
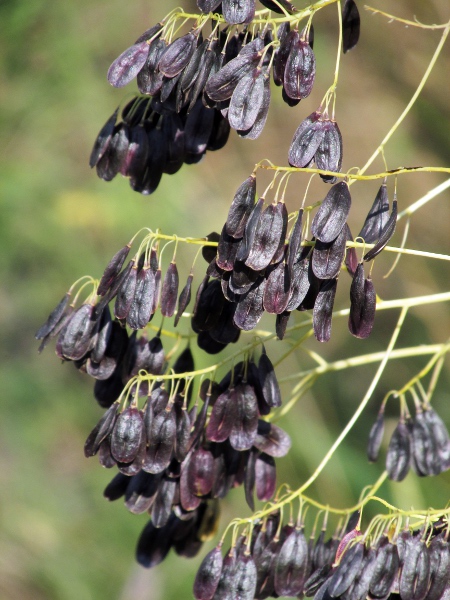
[0, 0, 449, 598]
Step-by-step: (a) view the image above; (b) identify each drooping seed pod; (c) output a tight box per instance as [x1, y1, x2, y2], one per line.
[160, 262, 179, 317]
[233, 278, 266, 331]
[225, 175, 257, 238]
[136, 517, 175, 568]
[228, 67, 265, 131]
[364, 196, 398, 261]
[217, 224, 241, 271]
[274, 527, 309, 596]
[197, 0, 222, 12]
[193, 545, 223, 600]
[367, 407, 385, 462]
[426, 534, 450, 600]
[35, 292, 71, 340]
[233, 550, 258, 600]
[312, 227, 347, 281]
[369, 538, 399, 598]
[89, 108, 119, 168]
[84, 402, 118, 458]
[348, 262, 376, 339]
[273, 29, 297, 86]
[214, 548, 237, 599]
[245, 202, 287, 271]
[107, 41, 151, 88]
[344, 224, 358, 277]
[313, 278, 338, 342]
[110, 406, 145, 463]
[342, 0, 361, 53]
[239, 67, 271, 140]
[137, 38, 167, 96]
[314, 119, 343, 183]
[158, 31, 198, 78]
[423, 407, 450, 471]
[126, 265, 155, 330]
[254, 421, 291, 458]
[255, 453, 276, 502]
[143, 403, 177, 474]
[283, 32, 316, 100]
[222, 0, 256, 24]
[114, 261, 137, 320]
[358, 181, 390, 244]
[263, 260, 291, 314]
[311, 181, 351, 243]
[151, 475, 177, 527]
[258, 347, 282, 408]
[174, 272, 194, 327]
[328, 541, 365, 597]
[286, 208, 304, 277]
[386, 419, 411, 481]
[61, 302, 96, 361]
[229, 382, 259, 451]
[399, 536, 430, 600]
[288, 111, 325, 168]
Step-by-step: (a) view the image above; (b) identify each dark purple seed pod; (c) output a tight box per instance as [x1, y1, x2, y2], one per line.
[214, 549, 237, 599]
[287, 208, 304, 278]
[286, 253, 310, 311]
[174, 273, 194, 327]
[328, 541, 365, 597]
[136, 517, 175, 568]
[180, 39, 209, 94]
[134, 22, 164, 44]
[255, 537, 282, 598]
[202, 233, 220, 264]
[160, 262, 179, 318]
[151, 475, 177, 528]
[344, 224, 358, 277]
[110, 407, 144, 463]
[386, 419, 411, 481]
[367, 408, 385, 462]
[369, 539, 399, 598]
[364, 197, 398, 261]
[288, 111, 325, 168]
[235, 197, 264, 263]
[158, 31, 198, 78]
[137, 38, 167, 95]
[255, 453, 276, 501]
[95, 123, 129, 182]
[36, 292, 71, 340]
[275, 311, 291, 340]
[114, 262, 137, 320]
[234, 550, 257, 600]
[208, 302, 240, 345]
[238, 67, 271, 140]
[311, 181, 351, 243]
[273, 29, 297, 86]
[90, 305, 113, 364]
[254, 421, 291, 457]
[274, 527, 309, 596]
[193, 545, 223, 600]
[263, 260, 291, 314]
[283, 34, 316, 100]
[119, 124, 149, 179]
[97, 436, 117, 468]
[347, 545, 378, 600]
[174, 408, 191, 463]
[313, 278, 337, 342]
[229, 383, 259, 451]
[312, 225, 347, 280]
[411, 410, 438, 476]
[229, 260, 260, 294]
[226, 175, 257, 238]
[188, 447, 215, 497]
[399, 536, 430, 600]
[315, 119, 343, 183]
[61, 303, 96, 361]
[127, 333, 165, 379]
[342, 0, 361, 53]
[245, 202, 287, 271]
[143, 404, 176, 474]
[103, 472, 130, 502]
[258, 348, 282, 408]
[84, 402, 118, 458]
[184, 99, 216, 155]
[107, 41, 150, 88]
[358, 181, 390, 244]
[89, 108, 119, 168]
[206, 388, 236, 443]
[205, 39, 263, 101]
[126, 266, 155, 330]
[426, 535, 450, 600]
[423, 407, 450, 471]
[192, 278, 225, 333]
[233, 278, 266, 331]
[222, 0, 256, 24]
[228, 67, 265, 131]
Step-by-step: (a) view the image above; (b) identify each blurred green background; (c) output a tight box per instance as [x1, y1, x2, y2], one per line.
[1, 0, 449, 598]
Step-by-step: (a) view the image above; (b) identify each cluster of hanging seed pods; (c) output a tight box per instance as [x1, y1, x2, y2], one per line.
[90, 0, 360, 195]
[193, 510, 450, 600]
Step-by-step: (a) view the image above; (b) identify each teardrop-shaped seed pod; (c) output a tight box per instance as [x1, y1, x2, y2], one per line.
[367, 408, 385, 462]
[89, 108, 119, 168]
[36, 293, 71, 340]
[255, 537, 282, 598]
[90, 305, 113, 364]
[286, 253, 310, 311]
[238, 67, 271, 140]
[235, 197, 264, 263]
[124, 470, 161, 514]
[315, 119, 343, 183]
[234, 550, 257, 600]
[254, 421, 291, 457]
[174, 408, 191, 463]
[364, 197, 398, 261]
[312, 225, 347, 280]
[114, 261, 137, 320]
[61, 303, 96, 361]
[423, 407, 450, 471]
[110, 407, 144, 463]
[214, 549, 237, 599]
[206, 388, 237, 443]
[126, 266, 155, 330]
[288, 111, 325, 168]
[174, 273, 194, 327]
[207, 108, 231, 149]
[386, 419, 411, 481]
[137, 38, 167, 95]
[228, 67, 265, 131]
[273, 29, 297, 86]
[95, 122, 130, 182]
[193, 545, 223, 600]
[343, 224, 358, 277]
[328, 541, 365, 597]
[245, 202, 287, 271]
[274, 527, 309, 596]
[286, 208, 304, 278]
[342, 0, 361, 53]
[369, 539, 399, 598]
[202, 233, 220, 264]
[425, 535, 450, 600]
[255, 453, 276, 501]
[103, 472, 130, 502]
[136, 517, 175, 568]
[205, 38, 262, 101]
[358, 182, 390, 244]
[263, 260, 291, 314]
[188, 447, 215, 497]
[258, 348, 282, 408]
[217, 223, 241, 271]
[180, 39, 209, 94]
[192, 278, 225, 333]
[143, 404, 176, 474]
[107, 41, 150, 88]
[233, 278, 266, 331]
[160, 262, 179, 318]
[399, 536, 430, 600]
[158, 32, 198, 78]
[275, 311, 291, 340]
[283, 35, 316, 100]
[151, 475, 177, 528]
[311, 181, 351, 243]
[127, 333, 165, 379]
[229, 383, 259, 451]
[349, 267, 376, 339]
[411, 410, 438, 476]
[226, 175, 257, 238]
[222, 0, 256, 24]
[209, 302, 240, 345]
[313, 278, 338, 342]
[184, 99, 216, 155]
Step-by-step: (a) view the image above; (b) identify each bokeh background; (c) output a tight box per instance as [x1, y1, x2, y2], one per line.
[1, 0, 449, 598]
